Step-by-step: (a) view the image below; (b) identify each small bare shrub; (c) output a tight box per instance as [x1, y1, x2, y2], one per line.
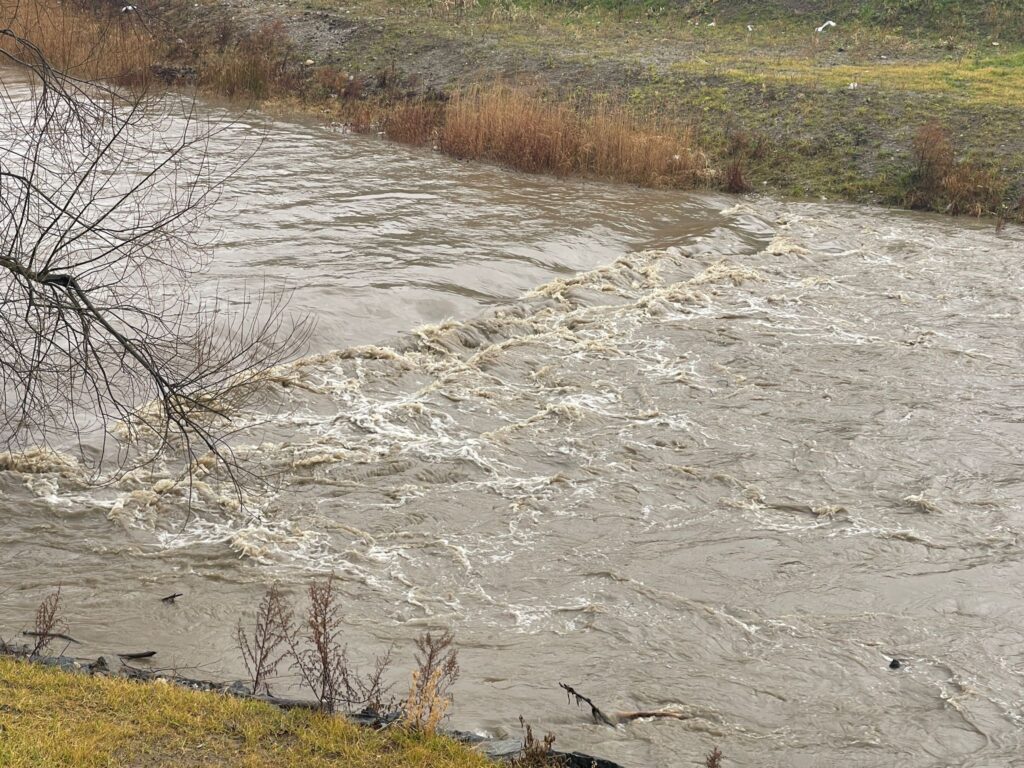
[904, 122, 1006, 217]
[289, 575, 346, 712]
[512, 716, 565, 767]
[723, 158, 752, 193]
[288, 575, 393, 714]
[236, 583, 294, 695]
[30, 586, 67, 658]
[404, 629, 459, 731]
[705, 746, 724, 768]
[905, 122, 954, 210]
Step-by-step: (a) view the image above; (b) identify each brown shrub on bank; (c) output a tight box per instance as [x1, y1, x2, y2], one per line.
[723, 158, 753, 193]
[235, 583, 294, 696]
[438, 85, 712, 188]
[404, 630, 460, 732]
[30, 586, 67, 658]
[904, 122, 1006, 217]
[313, 67, 365, 100]
[200, 21, 297, 100]
[905, 122, 954, 208]
[286, 575, 395, 715]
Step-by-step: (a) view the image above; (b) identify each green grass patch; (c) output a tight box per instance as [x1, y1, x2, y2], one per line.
[0, 656, 492, 768]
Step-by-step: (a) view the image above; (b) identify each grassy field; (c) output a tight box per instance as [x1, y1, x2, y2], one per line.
[0, 656, 491, 768]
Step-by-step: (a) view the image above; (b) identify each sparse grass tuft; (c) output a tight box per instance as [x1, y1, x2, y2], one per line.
[723, 158, 753, 193]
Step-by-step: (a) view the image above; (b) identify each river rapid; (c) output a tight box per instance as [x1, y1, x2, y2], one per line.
[2, 93, 1024, 768]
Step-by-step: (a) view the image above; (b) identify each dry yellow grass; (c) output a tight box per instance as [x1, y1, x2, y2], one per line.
[0, 0, 156, 85]
[438, 85, 713, 188]
[0, 656, 491, 768]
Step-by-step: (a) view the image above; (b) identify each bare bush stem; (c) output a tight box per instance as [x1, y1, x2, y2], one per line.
[235, 583, 294, 695]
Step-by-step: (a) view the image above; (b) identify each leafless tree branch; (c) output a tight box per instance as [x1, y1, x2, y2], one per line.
[0, 4, 311, 518]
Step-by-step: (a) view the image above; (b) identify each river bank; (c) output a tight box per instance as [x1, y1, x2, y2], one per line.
[0, 647, 628, 767]
[4, 0, 1022, 221]
[158, 0, 1024, 220]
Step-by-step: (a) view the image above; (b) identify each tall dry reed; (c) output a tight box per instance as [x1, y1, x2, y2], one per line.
[199, 21, 297, 100]
[1, 0, 157, 85]
[437, 85, 712, 188]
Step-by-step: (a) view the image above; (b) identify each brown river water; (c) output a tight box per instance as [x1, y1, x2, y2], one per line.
[2, 90, 1024, 767]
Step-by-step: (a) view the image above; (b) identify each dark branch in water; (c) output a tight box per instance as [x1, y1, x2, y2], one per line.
[117, 650, 156, 660]
[161, 593, 183, 604]
[558, 682, 615, 726]
[23, 630, 79, 645]
[559, 682, 696, 727]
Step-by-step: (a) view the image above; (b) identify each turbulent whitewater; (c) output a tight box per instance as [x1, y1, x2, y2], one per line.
[2, 101, 1024, 767]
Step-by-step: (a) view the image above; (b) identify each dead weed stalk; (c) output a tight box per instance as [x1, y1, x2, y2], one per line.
[30, 586, 68, 658]
[235, 583, 294, 696]
[512, 716, 565, 767]
[287, 575, 393, 714]
[404, 629, 459, 731]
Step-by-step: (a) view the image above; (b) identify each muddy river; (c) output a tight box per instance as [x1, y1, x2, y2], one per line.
[2, 91, 1024, 767]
